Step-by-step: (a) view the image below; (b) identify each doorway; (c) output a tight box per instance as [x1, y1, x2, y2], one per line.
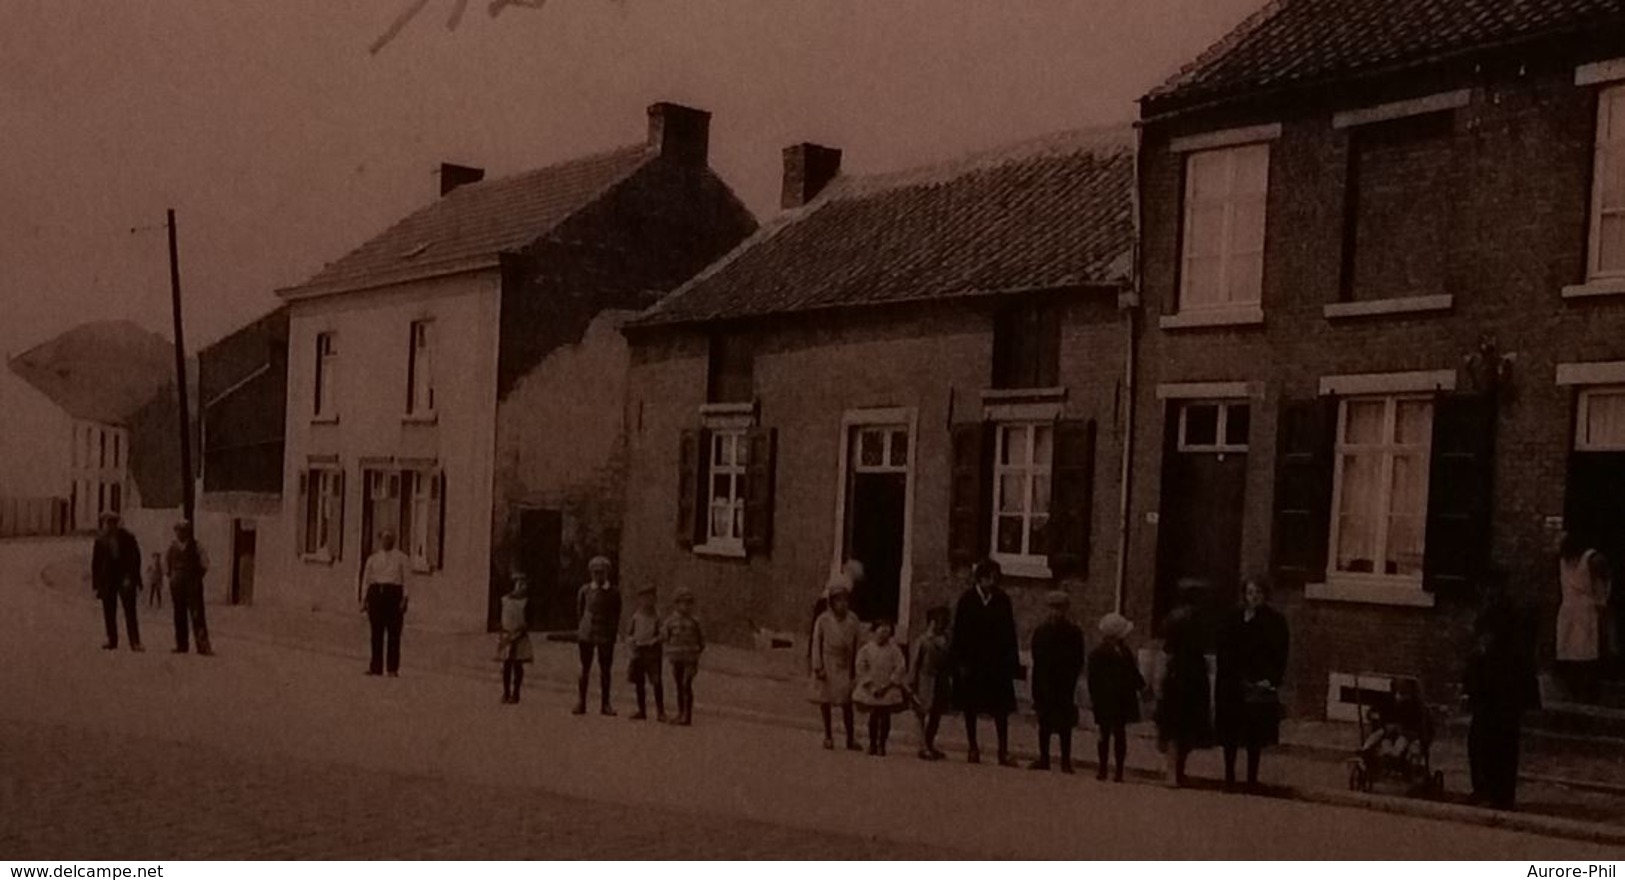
[510, 507, 566, 632]
[1564, 385, 1625, 691]
[841, 422, 912, 629]
[229, 518, 256, 605]
[1154, 400, 1250, 628]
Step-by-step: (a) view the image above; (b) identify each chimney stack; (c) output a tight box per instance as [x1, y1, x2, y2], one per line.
[647, 102, 711, 166]
[439, 163, 485, 197]
[781, 143, 842, 209]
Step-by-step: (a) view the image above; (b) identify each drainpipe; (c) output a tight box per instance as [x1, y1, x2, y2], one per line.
[1113, 122, 1146, 614]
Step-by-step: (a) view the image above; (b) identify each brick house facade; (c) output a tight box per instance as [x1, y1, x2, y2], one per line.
[621, 131, 1134, 651]
[1127, 0, 1625, 716]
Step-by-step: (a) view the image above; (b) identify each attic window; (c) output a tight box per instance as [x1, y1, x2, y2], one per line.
[403, 241, 432, 259]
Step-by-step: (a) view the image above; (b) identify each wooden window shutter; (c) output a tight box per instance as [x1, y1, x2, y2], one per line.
[743, 428, 777, 554]
[1048, 418, 1097, 578]
[949, 421, 994, 565]
[429, 469, 446, 571]
[1271, 398, 1337, 587]
[296, 470, 310, 555]
[1036, 305, 1061, 388]
[1423, 393, 1495, 595]
[333, 470, 346, 561]
[676, 429, 704, 548]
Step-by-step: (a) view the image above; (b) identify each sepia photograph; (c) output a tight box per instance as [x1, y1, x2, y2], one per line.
[3, 0, 1625, 867]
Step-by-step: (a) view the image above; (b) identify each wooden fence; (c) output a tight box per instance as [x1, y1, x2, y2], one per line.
[0, 496, 71, 538]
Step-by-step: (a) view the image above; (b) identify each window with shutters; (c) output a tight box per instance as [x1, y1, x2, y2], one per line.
[1590, 85, 1625, 282]
[991, 422, 1054, 571]
[701, 429, 747, 554]
[1328, 396, 1432, 585]
[1178, 144, 1268, 313]
[314, 332, 339, 421]
[1577, 386, 1625, 451]
[406, 320, 436, 418]
[992, 302, 1060, 390]
[299, 466, 344, 561]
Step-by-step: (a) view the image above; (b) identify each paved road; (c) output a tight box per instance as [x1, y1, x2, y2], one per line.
[2, 538, 1621, 859]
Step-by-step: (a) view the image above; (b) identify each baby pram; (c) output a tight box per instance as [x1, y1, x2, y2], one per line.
[1346, 674, 1445, 796]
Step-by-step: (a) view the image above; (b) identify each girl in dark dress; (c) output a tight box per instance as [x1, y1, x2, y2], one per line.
[951, 558, 1022, 766]
[1155, 584, 1212, 786]
[1213, 578, 1290, 789]
[1087, 612, 1145, 782]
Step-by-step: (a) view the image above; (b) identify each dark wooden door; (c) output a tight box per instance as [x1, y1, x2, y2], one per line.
[230, 519, 256, 605]
[513, 507, 567, 632]
[848, 472, 907, 625]
[1154, 403, 1249, 627]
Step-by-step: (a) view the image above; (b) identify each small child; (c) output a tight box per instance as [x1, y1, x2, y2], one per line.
[853, 619, 908, 757]
[496, 575, 534, 704]
[662, 589, 705, 726]
[1029, 591, 1086, 773]
[626, 586, 666, 722]
[909, 606, 952, 761]
[146, 552, 165, 608]
[1087, 612, 1145, 782]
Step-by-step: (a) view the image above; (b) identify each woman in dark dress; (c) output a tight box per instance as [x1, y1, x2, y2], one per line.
[1213, 577, 1290, 790]
[951, 558, 1021, 766]
[1466, 573, 1541, 810]
[1155, 582, 1212, 786]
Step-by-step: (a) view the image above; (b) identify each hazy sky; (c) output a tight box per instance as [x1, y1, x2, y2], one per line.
[0, 0, 1261, 356]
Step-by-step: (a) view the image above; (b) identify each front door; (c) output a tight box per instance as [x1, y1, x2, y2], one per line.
[230, 519, 256, 605]
[512, 507, 567, 632]
[1565, 386, 1625, 689]
[1154, 400, 1250, 628]
[843, 424, 910, 628]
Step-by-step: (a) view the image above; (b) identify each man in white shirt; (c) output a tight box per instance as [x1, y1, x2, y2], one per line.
[362, 530, 411, 677]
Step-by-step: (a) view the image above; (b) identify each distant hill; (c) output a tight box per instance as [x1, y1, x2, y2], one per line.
[7, 320, 183, 425]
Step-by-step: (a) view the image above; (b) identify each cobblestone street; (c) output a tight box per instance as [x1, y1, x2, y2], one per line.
[3, 538, 1623, 859]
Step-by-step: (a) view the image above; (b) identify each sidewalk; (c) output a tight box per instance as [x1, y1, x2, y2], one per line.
[37, 553, 1625, 839]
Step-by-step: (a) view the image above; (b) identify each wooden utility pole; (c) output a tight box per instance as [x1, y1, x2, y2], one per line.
[167, 209, 195, 523]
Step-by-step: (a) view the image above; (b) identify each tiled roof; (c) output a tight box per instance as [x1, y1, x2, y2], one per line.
[633, 127, 1134, 327]
[283, 145, 654, 297]
[8, 321, 176, 424]
[1146, 0, 1625, 112]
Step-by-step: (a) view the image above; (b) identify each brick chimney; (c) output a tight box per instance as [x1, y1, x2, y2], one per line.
[439, 163, 485, 197]
[781, 143, 842, 209]
[647, 102, 711, 166]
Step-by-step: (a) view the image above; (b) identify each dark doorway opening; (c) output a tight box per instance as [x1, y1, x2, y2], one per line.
[1564, 451, 1625, 691]
[508, 507, 567, 633]
[229, 519, 256, 605]
[843, 424, 910, 628]
[1153, 400, 1250, 630]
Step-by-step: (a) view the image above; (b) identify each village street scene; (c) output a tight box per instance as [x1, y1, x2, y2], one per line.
[6, 0, 1625, 861]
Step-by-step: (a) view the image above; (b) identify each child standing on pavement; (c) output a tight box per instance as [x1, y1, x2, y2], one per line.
[909, 606, 952, 761]
[626, 586, 666, 722]
[853, 620, 908, 757]
[1087, 612, 1145, 782]
[496, 574, 534, 704]
[146, 552, 165, 608]
[1029, 591, 1086, 773]
[662, 589, 705, 726]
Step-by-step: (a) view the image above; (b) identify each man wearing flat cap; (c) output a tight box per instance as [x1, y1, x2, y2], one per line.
[165, 520, 212, 655]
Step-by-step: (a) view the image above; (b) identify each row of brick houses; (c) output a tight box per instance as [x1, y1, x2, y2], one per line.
[196, 0, 1625, 718]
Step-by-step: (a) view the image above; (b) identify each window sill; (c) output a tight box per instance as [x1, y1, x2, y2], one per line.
[1158, 305, 1264, 331]
[1562, 277, 1625, 300]
[411, 562, 434, 574]
[981, 387, 1067, 403]
[301, 553, 336, 566]
[310, 415, 340, 426]
[402, 413, 439, 426]
[991, 555, 1053, 581]
[693, 542, 747, 560]
[1323, 295, 1454, 320]
[1306, 577, 1435, 608]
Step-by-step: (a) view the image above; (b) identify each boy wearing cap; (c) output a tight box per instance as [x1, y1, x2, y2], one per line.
[1088, 612, 1145, 782]
[626, 586, 666, 721]
[574, 556, 622, 715]
[1029, 590, 1086, 773]
[662, 589, 705, 725]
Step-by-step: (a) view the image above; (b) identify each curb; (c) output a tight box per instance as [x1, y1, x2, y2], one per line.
[1294, 786, 1625, 846]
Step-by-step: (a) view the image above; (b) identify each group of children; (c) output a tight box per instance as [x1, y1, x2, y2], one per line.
[811, 578, 1149, 778]
[495, 572, 705, 723]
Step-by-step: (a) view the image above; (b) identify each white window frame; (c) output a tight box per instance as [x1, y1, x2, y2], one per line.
[697, 429, 747, 557]
[1326, 395, 1433, 590]
[407, 320, 436, 419]
[1576, 385, 1625, 451]
[1590, 84, 1625, 282]
[314, 332, 339, 422]
[1176, 400, 1250, 453]
[302, 466, 343, 562]
[990, 420, 1054, 576]
[1178, 143, 1269, 314]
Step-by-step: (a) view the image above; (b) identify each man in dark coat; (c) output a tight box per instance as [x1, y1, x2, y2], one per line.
[91, 512, 143, 651]
[165, 520, 213, 656]
[1466, 573, 1541, 810]
[951, 558, 1021, 766]
[1214, 578, 1289, 789]
[1029, 590, 1086, 773]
